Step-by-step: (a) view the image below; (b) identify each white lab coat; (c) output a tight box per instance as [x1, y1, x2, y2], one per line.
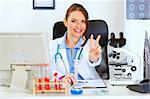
[49, 35, 102, 80]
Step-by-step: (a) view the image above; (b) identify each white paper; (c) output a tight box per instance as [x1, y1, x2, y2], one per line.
[77, 79, 107, 88]
[35, 0, 53, 7]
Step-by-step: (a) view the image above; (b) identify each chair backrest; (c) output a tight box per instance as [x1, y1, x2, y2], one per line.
[53, 20, 109, 79]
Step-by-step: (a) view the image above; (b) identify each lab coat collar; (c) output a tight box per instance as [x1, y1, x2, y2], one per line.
[59, 32, 83, 49]
[58, 48, 70, 74]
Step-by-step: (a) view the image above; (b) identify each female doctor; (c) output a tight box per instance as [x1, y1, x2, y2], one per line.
[49, 3, 102, 81]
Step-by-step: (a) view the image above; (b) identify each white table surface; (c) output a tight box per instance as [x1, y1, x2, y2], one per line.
[0, 80, 149, 98]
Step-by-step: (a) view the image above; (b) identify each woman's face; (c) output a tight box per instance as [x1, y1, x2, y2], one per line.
[64, 11, 87, 39]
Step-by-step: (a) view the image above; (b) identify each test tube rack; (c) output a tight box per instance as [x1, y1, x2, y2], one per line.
[33, 78, 69, 95]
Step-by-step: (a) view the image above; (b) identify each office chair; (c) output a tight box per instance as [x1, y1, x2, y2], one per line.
[53, 20, 109, 79]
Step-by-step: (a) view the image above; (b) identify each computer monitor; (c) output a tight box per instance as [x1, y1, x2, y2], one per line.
[144, 31, 150, 80]
[0, 33, 50, 70]
[0, 33, 50, 88]
[127, 31, 150, 93]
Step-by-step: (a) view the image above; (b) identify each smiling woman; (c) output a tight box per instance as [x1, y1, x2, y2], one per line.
[49, 3, 103, 84]
[33, 0, 55, 9]
[64, 10, 87, 48]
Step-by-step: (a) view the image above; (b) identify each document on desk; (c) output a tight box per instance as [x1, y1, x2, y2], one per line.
[77, 79, 107, 88]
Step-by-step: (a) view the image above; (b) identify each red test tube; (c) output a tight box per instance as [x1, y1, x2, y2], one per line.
[44, 63, 50, 90]
[38, 78, 42, 90]
[58, 76, 63, 90]
[54, 72, 58, 90]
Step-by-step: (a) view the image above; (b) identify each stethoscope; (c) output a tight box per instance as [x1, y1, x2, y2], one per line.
[55, 44, 84, 74]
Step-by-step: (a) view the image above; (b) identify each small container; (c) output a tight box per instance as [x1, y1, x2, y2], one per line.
[70, 84, 83, 95]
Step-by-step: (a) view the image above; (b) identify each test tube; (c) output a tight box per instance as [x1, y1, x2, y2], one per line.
[54, 72, 58, 90]
[37, 64, 42, 90]
[44, 63, 50, 90]
[58, 76, 63, 90]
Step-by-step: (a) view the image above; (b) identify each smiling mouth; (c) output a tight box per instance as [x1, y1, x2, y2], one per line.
[74, 29, 82, 33]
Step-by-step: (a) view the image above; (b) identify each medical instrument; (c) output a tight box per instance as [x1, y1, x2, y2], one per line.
[109, 32, 126, 48]
[55, 44, 84, 63]
[108, 47, 141, 85]
[108, 33, 142, 85]
[54, 43, 84, 91]
[58, 76, 63, 90]
[37, 64, 43, 90]
[36, 63, 50, 90]
[43, 64, 50, 90]
[54, 72, 58, 90]
[55, 44, 68, 74]
[77, 47, 84, 60]
[54, 44, 84, 94]
[55, 44, 84, 78]
[33, 70, 69, 95]
[75, 47, 84, 79]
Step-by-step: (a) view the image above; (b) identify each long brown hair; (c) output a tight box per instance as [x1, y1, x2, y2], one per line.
[65, 3, 89, 43]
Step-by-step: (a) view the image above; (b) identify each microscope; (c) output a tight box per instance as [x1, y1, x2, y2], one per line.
[108, 32, 141, 85]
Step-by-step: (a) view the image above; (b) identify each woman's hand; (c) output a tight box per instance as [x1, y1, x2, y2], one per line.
[63, 74, 76, 86]
[89, 34, 102, 63]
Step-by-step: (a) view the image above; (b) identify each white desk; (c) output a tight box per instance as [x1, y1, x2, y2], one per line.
[0, 80, 149, 97]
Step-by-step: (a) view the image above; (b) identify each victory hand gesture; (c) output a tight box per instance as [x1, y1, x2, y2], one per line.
[89, 34, 102, 63]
